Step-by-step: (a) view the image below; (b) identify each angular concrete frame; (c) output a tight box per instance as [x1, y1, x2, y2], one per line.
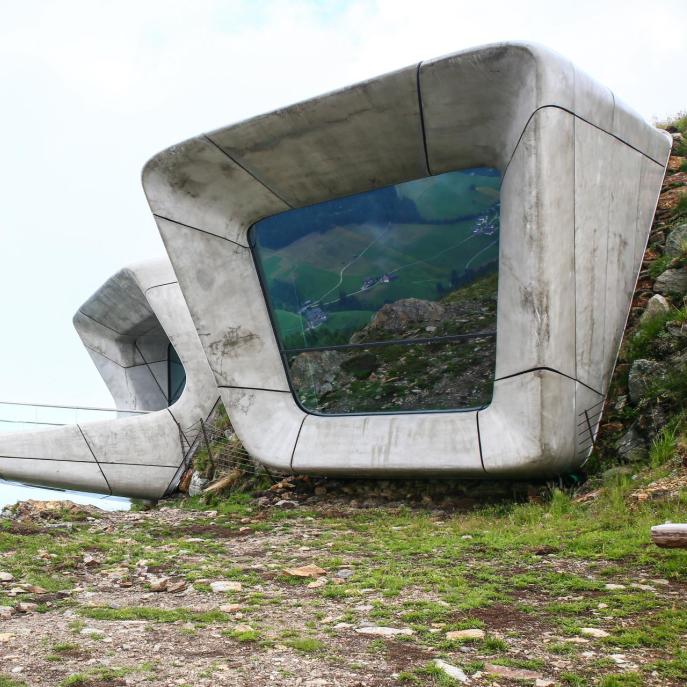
[0, 259, 218, 498]
[143, 42, 671, 478]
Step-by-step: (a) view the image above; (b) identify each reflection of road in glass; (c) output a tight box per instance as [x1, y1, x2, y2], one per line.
[316, 225, 391, 304]
[464, 239, 498, 271]
[321, 226, 493, 307]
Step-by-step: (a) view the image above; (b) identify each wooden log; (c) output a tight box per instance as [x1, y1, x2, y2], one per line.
[203, 468, 242, 495]
[651, 524, 687, 548]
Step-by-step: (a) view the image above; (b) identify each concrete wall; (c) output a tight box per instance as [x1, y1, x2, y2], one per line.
[140, 42, 669, 478]
[0, 259, 219, 498]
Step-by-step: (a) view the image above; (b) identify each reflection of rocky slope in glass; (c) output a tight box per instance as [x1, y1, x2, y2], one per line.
[288, 273, 497, 414]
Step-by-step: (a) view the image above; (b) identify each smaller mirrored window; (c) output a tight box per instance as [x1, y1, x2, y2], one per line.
[167, 344, 186, 405]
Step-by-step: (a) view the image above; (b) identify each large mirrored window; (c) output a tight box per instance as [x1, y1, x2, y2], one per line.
[250, 167, 500, 414]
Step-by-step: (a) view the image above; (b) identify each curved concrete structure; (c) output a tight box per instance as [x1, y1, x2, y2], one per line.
[143, 42, 670, 479]
[0, 259, 219, 498]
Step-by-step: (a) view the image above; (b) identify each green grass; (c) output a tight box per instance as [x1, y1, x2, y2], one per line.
[285, 637, 325, 653]
[0, 677, 27, 687]
[598, 674, 642, 687]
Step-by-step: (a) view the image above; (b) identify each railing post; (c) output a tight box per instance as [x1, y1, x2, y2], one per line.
[200, 417, 213, 463]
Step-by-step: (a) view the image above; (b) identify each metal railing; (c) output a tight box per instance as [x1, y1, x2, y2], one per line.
[0, 400, 150, 433]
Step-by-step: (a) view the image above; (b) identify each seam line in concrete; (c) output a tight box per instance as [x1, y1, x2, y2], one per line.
[77, 424, 113, 495]
[503, 105, 664, 183]
[495, 366, 603, 396]
[83, 344, 167, 370]
[218, 385, 292, 394]
[290, 415, 307, 473]
[202, 134, 294, 209]
[144, 281, 178, 295]
[476, 411, 486, 473]
[153, 213, 250, 248]
[415, 61, 432, 177]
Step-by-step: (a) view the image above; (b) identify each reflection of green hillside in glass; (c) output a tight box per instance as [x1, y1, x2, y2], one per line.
[251, 166, 500, 414]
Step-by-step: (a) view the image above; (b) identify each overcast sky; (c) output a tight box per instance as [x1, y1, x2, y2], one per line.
[1, 0, 686, 412]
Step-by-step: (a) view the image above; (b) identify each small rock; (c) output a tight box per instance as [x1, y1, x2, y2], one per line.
[0, 606, 13, 620]
[210, 581, 242, 593]
[0, 632, 15, 643]
[275, 500, 298, 509]
[307, 577, 328, 589]
[446, 628, 485, 641]
[167, 580, 187, 593]
[0, 572, 14, 582]
[640, 294, 670, 324]
[149, 577, 169, 592]
[461, 535, 473, 540]
[580, 627, 610, 638]
[15, 602, 38, 613]
[483, 664, 542, 681]
[25, 584, 48, 595]
[219, 603, 243, 613]
[654, 268, 687, 297]
[283, 564, 326, 578]
[334, 568, 354, 580]
[434, 659, 468, 683]
[233, 623, 253, 634]
[314, 485, 327, 496]
[604, 583, 626, 590]
[355, 626, 414, 637]
[188, 472, 210, 496]
[82, 554, 99, 568]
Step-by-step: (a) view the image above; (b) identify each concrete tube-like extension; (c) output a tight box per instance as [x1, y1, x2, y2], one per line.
[0, 259, 218, 499]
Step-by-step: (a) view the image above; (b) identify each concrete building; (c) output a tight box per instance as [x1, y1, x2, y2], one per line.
[143, 42, 671, 479]
[0, 259, 219, 498]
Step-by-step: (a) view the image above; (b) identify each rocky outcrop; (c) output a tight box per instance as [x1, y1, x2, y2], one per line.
[593, 121, 687, 473]
[352, 298, 446, 341]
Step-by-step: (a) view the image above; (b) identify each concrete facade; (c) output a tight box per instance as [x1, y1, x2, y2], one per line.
[0, 259, 219, 498]
[143, 42, 671, 478]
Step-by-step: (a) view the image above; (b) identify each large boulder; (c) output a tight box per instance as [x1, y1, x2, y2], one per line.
[640, 294, 670, 324]
[353, 298, 446, 341]
[628, 359, 666, 404]
[615, 426, 648, 463]
[664, 222, 687, 258]
[654, 268, 687, 297]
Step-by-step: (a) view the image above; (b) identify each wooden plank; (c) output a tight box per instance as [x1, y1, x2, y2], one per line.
[651, 524, 687, 548]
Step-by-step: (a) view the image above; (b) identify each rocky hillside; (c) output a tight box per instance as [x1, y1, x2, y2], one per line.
[589, 118, 687, 482]
[289, 273, 497, 414]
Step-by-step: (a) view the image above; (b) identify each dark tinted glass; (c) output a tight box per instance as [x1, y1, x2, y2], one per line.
[167, 344, 186, 405]
[250, 167, 500, 414]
